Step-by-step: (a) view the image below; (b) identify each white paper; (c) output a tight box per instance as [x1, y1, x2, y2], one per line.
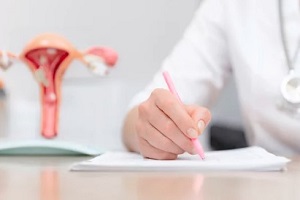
[71, 146, 290, 172]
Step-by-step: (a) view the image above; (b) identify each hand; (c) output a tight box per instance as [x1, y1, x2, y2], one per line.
[135, 88, 211, 160]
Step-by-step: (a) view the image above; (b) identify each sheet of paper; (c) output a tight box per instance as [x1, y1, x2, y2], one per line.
[71, 146, 290, 172]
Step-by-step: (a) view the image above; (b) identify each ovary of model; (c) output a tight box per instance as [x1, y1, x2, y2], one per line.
[1, 33, 118, 139]
[0, 51, 16, 90]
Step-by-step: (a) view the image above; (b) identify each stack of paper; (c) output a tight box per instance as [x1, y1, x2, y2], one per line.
[71, 146, 290, 172]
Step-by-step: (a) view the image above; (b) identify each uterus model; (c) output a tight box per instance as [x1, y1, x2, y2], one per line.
[0, 33, 118, 139]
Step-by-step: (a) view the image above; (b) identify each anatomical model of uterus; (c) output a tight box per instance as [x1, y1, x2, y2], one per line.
[0, 33, 118, 139]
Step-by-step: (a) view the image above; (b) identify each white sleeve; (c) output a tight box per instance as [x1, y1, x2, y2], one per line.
[128, 0, 231, 110]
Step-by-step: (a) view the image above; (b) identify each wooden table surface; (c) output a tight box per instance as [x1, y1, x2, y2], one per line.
[0, 156, 299, 200]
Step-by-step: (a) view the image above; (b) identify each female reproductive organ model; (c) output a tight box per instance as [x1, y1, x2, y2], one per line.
[0, 33, 118, 139]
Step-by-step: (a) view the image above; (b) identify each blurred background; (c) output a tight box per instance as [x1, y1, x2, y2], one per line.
[0, 0, 242, 151]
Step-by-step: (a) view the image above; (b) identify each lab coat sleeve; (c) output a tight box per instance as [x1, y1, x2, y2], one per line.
[128, 0, 231, 110]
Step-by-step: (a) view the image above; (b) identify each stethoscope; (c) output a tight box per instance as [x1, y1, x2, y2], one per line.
[278, 0, 300, 114]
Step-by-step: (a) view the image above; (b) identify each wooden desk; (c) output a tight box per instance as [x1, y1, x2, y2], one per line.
[0, 156, 299, 200]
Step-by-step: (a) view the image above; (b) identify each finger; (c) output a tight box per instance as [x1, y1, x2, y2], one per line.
[142, 122, 184, 155]
[146, 104, 195, 154]
[138, 137, 178, 160]
[152, 89, 199, 139]
[186, 105, 211, 125]
[186, 105, 212, 134]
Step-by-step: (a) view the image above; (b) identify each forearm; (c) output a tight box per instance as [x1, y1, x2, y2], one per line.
[122, 106, 140, 153]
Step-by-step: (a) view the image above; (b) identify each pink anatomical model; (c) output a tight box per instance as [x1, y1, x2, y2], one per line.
[0, 33, 118, 139]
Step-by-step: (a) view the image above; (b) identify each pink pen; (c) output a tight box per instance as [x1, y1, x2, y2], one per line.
[162, 71, 205, 160]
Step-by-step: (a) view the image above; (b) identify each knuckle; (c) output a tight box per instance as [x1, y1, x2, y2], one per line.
[137, 102, 149, 118]
[154, 93, 176, 109]
[150, 88, 163, 99]
[163, 98, 176, 108]
[163, 119, 174, 133]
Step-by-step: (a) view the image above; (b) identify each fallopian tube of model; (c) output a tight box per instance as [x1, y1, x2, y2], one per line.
[0, 33, 118, 139]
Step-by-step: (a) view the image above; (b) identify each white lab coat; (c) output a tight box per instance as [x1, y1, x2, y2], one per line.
[129, 0, 300, 156]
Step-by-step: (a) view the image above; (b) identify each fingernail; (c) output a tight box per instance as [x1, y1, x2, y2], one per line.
[198, 120, 206, 134]
[187, 128, 198, 138]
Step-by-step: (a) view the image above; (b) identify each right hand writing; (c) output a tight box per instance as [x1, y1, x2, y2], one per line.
[135, 88, 211, 160]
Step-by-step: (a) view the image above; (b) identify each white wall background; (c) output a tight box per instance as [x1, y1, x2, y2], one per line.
[0, 0, 241, 151]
